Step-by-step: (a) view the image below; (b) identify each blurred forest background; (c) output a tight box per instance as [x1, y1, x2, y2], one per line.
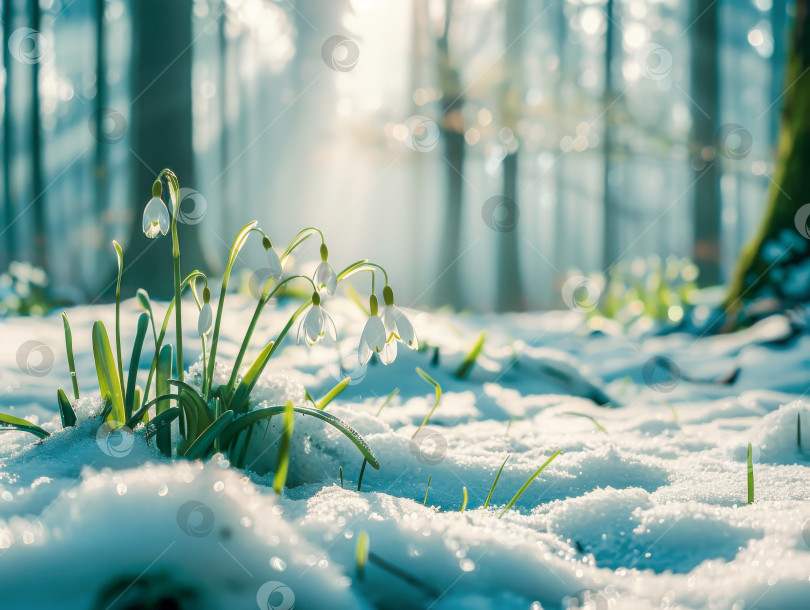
[0, 0, 795, 312]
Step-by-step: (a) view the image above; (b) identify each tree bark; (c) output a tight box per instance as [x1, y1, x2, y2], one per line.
[725, 0, 810, 310]
[690, 0, 721, 286]
[120, 0, 208, 298]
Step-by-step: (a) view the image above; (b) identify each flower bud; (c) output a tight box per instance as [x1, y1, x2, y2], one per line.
[369, 294, 379, 316]
[320, 243, 329, 262]
[203, 287, 210, 303]
[262, 236, 272, 250]
[152, 180, 162, 198]
[311, 291, 321, 306]
[383, 285, 394, 306]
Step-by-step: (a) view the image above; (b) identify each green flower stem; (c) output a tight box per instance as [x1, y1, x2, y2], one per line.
[204, 221, 259, 400]
[140, 270, 206, 407]
[225, 300, 311, 411]
[157, 169, 184, 383]
[225, 275, 317, 397]
[337, 261, 389, 285]
[189, 277, 209, 396]
[281, 227, 324, 260]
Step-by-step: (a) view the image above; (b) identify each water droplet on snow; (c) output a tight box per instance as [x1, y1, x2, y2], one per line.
[116, 483, 127, 496]
[157, 485, 168, 496]
[213, 481, 225, 492]
[270, 556, 287, 571]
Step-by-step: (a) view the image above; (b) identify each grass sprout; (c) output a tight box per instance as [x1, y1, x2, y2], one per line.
[412, 367, 442, 439]
[483, 455, 510, 509]
[376, 387, 399, 417]
[423, 474, 432, 506]
[461, 486, 468, 513]
[562, 411, 608, 434]
[453, 331, 486, 379]
[356, 531, 370, 580]
[498, 450, 562, 518]
[273, 401, 294, 494]
[747, 442, 754, 505]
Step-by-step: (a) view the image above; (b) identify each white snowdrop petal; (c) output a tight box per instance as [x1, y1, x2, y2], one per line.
[197, 303, 214, 336]
[267, 248, 283, 280]
[380, 340, 397, 365]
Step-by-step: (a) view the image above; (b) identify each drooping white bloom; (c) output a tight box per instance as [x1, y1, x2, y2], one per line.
[267, 246, 283, 281]
[198, 302, 213, 336]
[358, 315, 387, 365]
[380, 338, 397, 365]
[297, 304, 337, 346]
[314, 260, 337, 295]
[381, 305, 418, 350]
[142, 196, 170, 238]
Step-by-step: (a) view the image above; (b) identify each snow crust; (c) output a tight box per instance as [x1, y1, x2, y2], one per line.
[0, 296, 808, 609]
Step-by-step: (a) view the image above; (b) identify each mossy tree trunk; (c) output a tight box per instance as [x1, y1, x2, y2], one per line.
[725, 0, 810, 310]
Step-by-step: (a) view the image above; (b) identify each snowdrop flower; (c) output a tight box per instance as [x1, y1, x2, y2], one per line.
[359, 295, 396, 365]
[262, 236, 283, 281]
[142, 196, 170, 238]
[298, 292, 337, 346]
[314, 243, 337, 295]
[381, 286, 418, 350]
[198, 288, 213, 336]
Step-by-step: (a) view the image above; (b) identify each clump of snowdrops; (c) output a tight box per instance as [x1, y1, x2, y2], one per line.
[0, 169, 418, 491]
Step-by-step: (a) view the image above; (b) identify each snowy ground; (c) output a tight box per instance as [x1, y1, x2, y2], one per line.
[1, 296, 809, 609]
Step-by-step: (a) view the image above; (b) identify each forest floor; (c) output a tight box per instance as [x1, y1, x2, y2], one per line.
[0, 296, 809, 609]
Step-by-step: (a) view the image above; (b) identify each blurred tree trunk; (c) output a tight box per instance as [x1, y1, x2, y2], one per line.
[120, 0, 208, 297]
[1, 0, 14, 267]
[725, 0, 810, 310]
[690, 0, 721, 286]
[496, 0, 525, 311]
[93, 0, 108, 219]
[602, 0, 619, 269]
[435, 0, 465, 309]
[29, 0, 45, 268]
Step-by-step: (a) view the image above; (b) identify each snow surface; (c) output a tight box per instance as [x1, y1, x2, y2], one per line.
[1, 296, 809, 609]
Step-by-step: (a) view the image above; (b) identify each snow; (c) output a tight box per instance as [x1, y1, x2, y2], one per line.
[1, 296, 809, 609]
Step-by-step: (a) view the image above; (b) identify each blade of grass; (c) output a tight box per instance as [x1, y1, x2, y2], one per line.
[205, 221, 259, 399]
[483, 455, 510, 509]
[453, 331, 486, 379]
[747, 442, 754, 504]
[0, 413, 50, 439]
[92, 321, 125, 426]
[183, 410, 235, 460]
[376, 387, 399, 416]
[412, 367, 442, 439]
[156, 344, 173, 456]
[273, 401, 294, 494]
[56, 388, 76, 428]
[112, 241, 125, 395]
[423, 474, 432, 506]
[316, 377, 351, 410]
[219, 404, 380, 469]
[562, 411, 608, 434]
[357, 458, 368, 491]
[136, 288, 158, 345]
[356, 531, 369, 580]
[498, 450, 562, 518]
[61, 312, 79, 399]
[339, 465, 344, 489]
[124, 313, 150, 421]
[460, 487, 468, 513]
[506, 416, 523, 436]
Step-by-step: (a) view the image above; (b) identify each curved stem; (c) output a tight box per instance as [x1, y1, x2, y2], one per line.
[141, 270, 206, 407]
[281, 227, 324, 261]
[337, 261, 389, 285]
